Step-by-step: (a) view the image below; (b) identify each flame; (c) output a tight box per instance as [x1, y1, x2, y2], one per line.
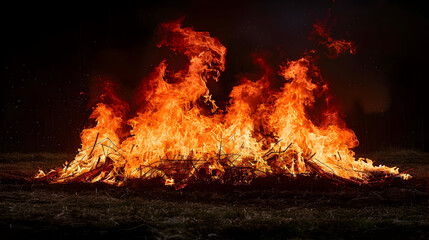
[35, 19, 410, 186]
[312, 23, 356, 57]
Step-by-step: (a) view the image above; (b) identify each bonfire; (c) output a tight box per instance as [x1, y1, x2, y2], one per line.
[35, 19, 410, 187]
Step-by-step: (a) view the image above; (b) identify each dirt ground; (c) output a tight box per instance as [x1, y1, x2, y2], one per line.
[0, 150, 428, 239]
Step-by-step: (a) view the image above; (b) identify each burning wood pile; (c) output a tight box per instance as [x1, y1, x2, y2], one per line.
[35, 19, 410, 188]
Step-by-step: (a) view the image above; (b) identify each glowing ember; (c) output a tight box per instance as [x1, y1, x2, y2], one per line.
[35, 19, 410, 187]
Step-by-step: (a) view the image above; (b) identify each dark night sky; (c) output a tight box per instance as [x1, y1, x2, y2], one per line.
[1, 0, 428, 153]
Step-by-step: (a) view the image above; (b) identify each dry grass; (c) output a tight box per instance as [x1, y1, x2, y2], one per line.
[357, 148, 429, 178]
[0, 152, 72, 179]
[0, 150, 428, 239]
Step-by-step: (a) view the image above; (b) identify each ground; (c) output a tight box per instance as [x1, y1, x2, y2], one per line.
[0, 150, 428, 239]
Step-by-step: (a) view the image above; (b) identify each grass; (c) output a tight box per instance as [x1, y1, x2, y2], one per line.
[357, 148, 429, 178]
[0, 150, 428, 239]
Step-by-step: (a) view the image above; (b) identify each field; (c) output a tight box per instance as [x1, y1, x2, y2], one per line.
[0, 150, 428, 239]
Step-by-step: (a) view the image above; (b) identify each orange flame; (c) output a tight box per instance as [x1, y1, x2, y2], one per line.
[35, 19, 410, 186]
[313, 23, 356, 57]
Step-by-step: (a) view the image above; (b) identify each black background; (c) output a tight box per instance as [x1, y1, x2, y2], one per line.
[1, 0, 428, 153]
